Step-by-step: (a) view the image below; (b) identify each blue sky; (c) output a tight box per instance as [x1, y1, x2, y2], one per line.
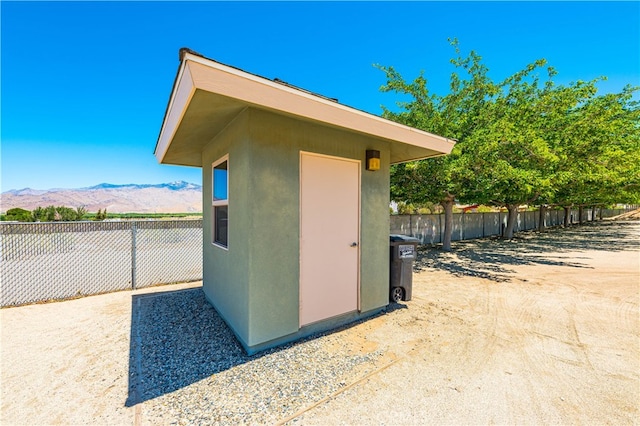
[2, 1, 639, 191]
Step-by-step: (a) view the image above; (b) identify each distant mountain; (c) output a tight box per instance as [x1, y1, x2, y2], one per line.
[86, 181, 201, 191]
[1, 181, 203, 213]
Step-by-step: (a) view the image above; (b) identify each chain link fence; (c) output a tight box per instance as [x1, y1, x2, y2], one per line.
[1, 220, 202, 307]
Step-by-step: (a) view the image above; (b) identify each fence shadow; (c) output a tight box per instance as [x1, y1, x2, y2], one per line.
[125, 287, 386, 407]
[415, 221, 640, 283]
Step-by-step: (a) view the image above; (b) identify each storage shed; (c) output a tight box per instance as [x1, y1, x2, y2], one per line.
[155, 48, 454, 354]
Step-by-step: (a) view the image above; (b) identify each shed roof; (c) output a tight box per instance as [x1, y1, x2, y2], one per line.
[155, 48, 455, 166]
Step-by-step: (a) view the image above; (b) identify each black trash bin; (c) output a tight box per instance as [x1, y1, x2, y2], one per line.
[389, 234, 420, 303]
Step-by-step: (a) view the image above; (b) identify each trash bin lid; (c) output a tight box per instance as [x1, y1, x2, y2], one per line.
[389, 234, 421, 243]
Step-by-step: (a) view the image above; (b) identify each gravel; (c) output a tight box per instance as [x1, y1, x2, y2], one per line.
[131, 288, 387, 425]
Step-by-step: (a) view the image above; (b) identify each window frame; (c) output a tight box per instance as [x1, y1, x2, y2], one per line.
[212, 155, 229, 249]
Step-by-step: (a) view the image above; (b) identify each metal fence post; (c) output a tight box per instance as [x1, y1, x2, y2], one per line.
[131, 222, 137, 290]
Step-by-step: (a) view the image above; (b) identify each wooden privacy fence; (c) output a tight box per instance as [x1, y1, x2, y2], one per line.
[390, 208, 628, 245]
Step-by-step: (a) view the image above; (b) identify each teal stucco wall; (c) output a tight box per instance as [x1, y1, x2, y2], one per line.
[202, 107, 391, 353]
[202, 111, 251, 342]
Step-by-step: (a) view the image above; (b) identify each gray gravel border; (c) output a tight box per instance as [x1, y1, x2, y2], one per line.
[130, 287, 390, 424]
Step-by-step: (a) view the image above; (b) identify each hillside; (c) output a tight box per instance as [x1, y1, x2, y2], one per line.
[1, 181, 202, 213]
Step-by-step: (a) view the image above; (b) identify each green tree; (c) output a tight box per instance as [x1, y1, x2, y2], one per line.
[94, 208, 108, 221]
[29, 205, 90, 222]
[5, 208, 33, 222]
[379, 39, 495, 250]
[31, 206, 45, 222]
[75, 206, 87, 221]
[458, 60, 560, 238]
[551, 84, 640, 224]
[529, 80, 597, 229]
[55, 206, 77, 221]
[381, 41, 640, 242]
[34, 206, 57, 222]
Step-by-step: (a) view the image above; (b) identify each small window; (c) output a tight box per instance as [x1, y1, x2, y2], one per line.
[214, 205, 228, 247]
[213, 161, 228, 201]
[212, 156, 229, 248]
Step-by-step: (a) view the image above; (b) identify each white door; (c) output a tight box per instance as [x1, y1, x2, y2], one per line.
[300, 152, 360, 327]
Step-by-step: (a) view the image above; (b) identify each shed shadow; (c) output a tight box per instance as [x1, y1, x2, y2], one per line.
[125, 287, 387, 407]
[415, 221, 639, 282]
[125, 287, 249, 406]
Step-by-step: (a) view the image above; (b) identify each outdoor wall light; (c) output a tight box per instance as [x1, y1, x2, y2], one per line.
[366, 150, 380, 171]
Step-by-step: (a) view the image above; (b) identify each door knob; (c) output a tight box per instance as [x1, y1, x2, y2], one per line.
[350, 242, 358, 247]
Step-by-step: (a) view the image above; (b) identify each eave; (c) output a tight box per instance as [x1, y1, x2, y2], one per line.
[154, 49, 455, 167]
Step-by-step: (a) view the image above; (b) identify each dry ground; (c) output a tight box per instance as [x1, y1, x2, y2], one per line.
[617, 208, 640, 220]
[1, 221, 638, 425]
[293, 221, 640, 424]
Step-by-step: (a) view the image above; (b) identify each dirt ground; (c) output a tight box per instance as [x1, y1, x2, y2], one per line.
[1, 221, 639, 425]
[618, 208, 640, 220]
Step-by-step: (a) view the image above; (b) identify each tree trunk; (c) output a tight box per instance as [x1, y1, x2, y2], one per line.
[591, 206, 596, 222]
[537, 205, 547, 232]
[563, 206, 572, 227]
[579, 205, 585, 225]
[599, 205, 603, 220]
[440, 196, 455, 252]
[503, 204, 519, 239]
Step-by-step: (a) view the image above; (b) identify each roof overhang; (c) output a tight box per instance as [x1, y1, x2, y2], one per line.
[155, 49, 455, 167]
